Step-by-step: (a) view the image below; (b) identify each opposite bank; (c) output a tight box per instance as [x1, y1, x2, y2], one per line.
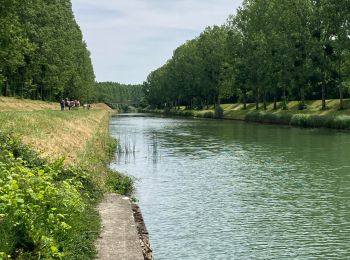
[141, 99, 350, 131]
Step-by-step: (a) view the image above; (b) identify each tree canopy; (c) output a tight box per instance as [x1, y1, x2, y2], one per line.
[95, 82, 144, 108]
[0, 0, 95, 102]
[143, 0, 350, 110]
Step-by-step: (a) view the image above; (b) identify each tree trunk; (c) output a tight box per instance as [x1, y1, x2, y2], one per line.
[243, 91, 247, 110]
[255, 87, 259, 110]
[263, 90, 267, 110]
[321, 81, 326, 110]
[2, 80, 8, 96]
[282, 86, 287, 110]
[11, 77, 15, 97]
[273, 92, 277, 110]
[299, 87, 305, 110]
[40, 84, 44, 101]
[339, 84, 344, 110]
[338, 57, 344, 110]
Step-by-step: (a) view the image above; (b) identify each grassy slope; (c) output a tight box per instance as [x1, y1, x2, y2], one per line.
[0, 97, 130, 190]
[145, 99, 350, 130]
[0, 97, 58, 111]
[0, 97, 131, 258]
[0, 98, 110, 164]
[221, 99, 350, 119]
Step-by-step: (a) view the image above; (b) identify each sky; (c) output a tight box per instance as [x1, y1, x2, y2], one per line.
[71, 0, 243, 84]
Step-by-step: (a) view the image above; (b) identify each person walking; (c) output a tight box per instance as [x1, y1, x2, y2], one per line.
[60, 99, 65, 111]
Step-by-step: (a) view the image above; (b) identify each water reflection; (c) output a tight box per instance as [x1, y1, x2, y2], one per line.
[110, 115, 350, 259]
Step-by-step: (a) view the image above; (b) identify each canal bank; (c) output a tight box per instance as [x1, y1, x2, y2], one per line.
[0, 97, 150, 259]
[96, 194, 153, 260]
[140, 99, 350, 131]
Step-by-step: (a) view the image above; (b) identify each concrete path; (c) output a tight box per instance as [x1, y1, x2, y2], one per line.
[96, 194, 144, 260]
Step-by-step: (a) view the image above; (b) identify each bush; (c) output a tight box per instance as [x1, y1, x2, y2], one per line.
[290, 114, 350, 130]
[290, 114, 310, 127]
[106, 171, 134, 196]
[0, 132, 99, 259]
[331, 115, 350, 129]
[214, 106, 224, 119]
[202, 111, 214, 118]
[245, 111, 292, 125]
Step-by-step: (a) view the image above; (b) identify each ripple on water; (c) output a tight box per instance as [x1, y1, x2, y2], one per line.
[110, 116, 350, 259]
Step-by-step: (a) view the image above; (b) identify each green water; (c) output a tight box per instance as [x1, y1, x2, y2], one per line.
[110, 114, 350, 259]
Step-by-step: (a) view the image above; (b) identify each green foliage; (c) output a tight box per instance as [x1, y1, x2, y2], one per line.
[202, 111, 215, 119]
[143, 1, 350, 111]
[0, 0, 95, 102]
[245, 112, 293, 125]
[244, 111, 350, 130]
[95, 82, 144, 109]
[0, 132, 100, 259]
[214, 106, 224, 119]
[290, 114, 350, 129]
[106, 171, 134, 196]
[143, 26, 229, 109]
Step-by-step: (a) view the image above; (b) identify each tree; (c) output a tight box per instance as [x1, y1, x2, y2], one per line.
[0, 0, 95, 102]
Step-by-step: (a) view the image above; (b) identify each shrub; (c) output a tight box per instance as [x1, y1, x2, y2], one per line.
[214, 106, 224, 119]
[290, 114, 350, 130]
[106, 171, 134, 196]
[200, 111, 214, 118]
[331, 115, 350, 129]
[290, 114, 310, 127]
[245, 112, 292, 125]
[0, 133, 98, 259]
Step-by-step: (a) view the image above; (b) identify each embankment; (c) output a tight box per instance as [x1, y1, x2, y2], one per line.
[0, 97, 142, 259]
[141, 99, 350, 131]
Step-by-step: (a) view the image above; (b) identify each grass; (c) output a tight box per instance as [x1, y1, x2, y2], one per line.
[0, 110, 107, 164]
[142, 99, 350, 130]
[0, 97, 58, 111]
[0, 97, 133, 258]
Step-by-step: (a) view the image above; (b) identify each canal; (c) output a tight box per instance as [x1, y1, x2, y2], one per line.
[110, 114, 350, 259]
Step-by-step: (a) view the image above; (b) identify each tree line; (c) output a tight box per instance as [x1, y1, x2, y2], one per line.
[95, 82, 144, 108]
[143, 0, 350, 110]
[0, 0, 95, 102]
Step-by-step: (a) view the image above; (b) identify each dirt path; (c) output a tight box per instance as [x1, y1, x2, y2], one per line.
[96, 194, 144, 260]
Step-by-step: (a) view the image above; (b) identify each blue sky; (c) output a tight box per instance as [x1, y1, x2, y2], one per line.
[71, 0, 243, 84]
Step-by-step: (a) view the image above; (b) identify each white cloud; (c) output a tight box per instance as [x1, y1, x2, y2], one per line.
[71, 0, 243, 84]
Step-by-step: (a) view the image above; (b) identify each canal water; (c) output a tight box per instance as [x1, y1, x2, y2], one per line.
[109, 114, 350, 259]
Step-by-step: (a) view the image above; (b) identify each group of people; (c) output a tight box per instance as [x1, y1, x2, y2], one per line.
[60, 98, 80, 111]
[60, 98, 93, 111]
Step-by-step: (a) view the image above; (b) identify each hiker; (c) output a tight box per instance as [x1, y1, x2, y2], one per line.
[60, 99, 65, 111]
[65, 98, 73, 110]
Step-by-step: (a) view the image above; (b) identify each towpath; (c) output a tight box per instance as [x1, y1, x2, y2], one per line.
[96, 194, 144, 260]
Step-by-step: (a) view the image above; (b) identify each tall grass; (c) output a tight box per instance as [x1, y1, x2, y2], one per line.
[245, 111, 350, 130]
[245, 111, 293, 125]
[290, 114, 350, 130]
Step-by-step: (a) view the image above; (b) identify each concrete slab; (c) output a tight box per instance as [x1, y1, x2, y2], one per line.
[96, 194, 144, 260]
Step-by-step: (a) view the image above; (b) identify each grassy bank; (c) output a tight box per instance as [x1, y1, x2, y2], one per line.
[141, 99, 350, 130]
[0, 98, 133, 259]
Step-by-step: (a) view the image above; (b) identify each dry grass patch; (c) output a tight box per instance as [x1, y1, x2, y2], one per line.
[93, 103, 114, 111]
[0, 97, 115, 164]
[0, 109, 108, 165]
[0, 97, 58, 111]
